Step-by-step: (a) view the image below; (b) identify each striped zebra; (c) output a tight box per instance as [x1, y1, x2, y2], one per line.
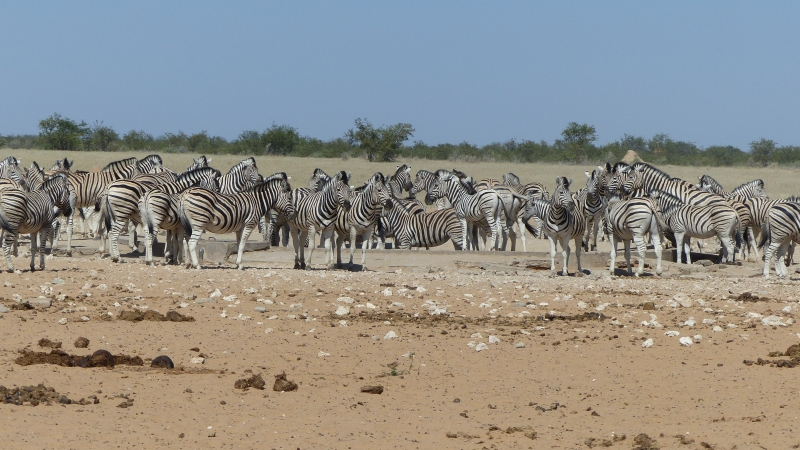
[759, 201, 800, 278]
[468, 172, 530, 252]
[619, 164, 727, 207]
[412, 170, 452, 210]
[262, 168, 330, 248]
[179, 175, 294, 270]
[697, 175, 767, 199]
[333, 172, 392, 270]
[502, 173, 550, 241]
[383, 195, 462, 250]
[375, 165, 413, 250]
[575, 170, 605, 251]
[523, 177, 586, 275]
[602, 190, 663, 276]
[288, 171, 352, 270]
[0, 174, 71, 272]
[63, 155, 162, 255]
[138, 167, 221, 265]
[417, 170, 503, 251]
[649, 190, 740, 264]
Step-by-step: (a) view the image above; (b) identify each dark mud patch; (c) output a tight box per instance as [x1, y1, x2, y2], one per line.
[151, 355, 175, 369]
[234, 373, 266, 390]
[74, 337, 90, 348]
[633, 433, 659, 450]
[542, 311, 607, 322]
[273, 372, 297, 392]
[118, 310, 194, 322]
[15, 349, 143, 368]
[0, 384, 98, 406]
[38, 338, 62, 349]
[743, 344, 800, 368]
[736, 292, 769, 302]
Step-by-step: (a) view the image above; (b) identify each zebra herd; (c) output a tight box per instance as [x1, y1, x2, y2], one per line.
[0, 154, 796, 279]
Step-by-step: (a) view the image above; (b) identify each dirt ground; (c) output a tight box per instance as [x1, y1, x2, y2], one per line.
[1, 234, 800, 450]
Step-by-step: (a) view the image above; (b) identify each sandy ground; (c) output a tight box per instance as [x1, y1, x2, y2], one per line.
[1, 234, 800, 450]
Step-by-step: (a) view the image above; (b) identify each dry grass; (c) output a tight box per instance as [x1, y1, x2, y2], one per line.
[6, 149, 800, 198]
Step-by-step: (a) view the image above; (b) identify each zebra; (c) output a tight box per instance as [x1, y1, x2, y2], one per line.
[466, 171, 530, 252]
[288, 171, 352, 270]
[0, 174, 71, 272]
[502, 173, 550, 242]
[138, 167, 221, 265]
[759, 201, 800, 278]
[523, 177, 586, 275]
[697, 175, 767, 199]
[383, 195, 463, 250]
[649, 190, 740, 264]
[375, 164, 413, 250]
[575, 170, 605, 251]
[602, 189, 663, 276]
[101, 169, 179, 262]
[333, 172, 392, 270]
[418, 170, 503, 251]
[411, 169, 452, 210]
[618, 164, 727, 207]
[261, 168, 330, 248]
[179, 176, 294, 270]
[63, 155, 162, 255]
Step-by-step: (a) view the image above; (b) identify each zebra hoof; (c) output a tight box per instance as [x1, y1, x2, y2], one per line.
[29, 266, 36, 272]
[237, 264, 244, 270]
[293, 263, 301, 270]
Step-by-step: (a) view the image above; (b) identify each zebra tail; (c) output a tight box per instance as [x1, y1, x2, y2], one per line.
[757, 217, 770, 249]
[138, 199, 154, 235]
[102, 194, 114, 233]
[0, 196, 12, 234]
[524, 219, 538, 237]
[734, 217, 742, 250]
[178, 199, 193, 236]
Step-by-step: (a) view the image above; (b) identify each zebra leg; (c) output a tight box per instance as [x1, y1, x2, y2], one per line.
[234, 226, 254, 270]
[108, 221, 125, 262]
[516, 216, 527, 252]
[461, 219, 469, 251]
[2, 230, 17, 272]
[591, 219, 599, 251]
[290, 227, 302, 269]
[574, 236, 583, 274]
[748, 226, 760, 262]
[66, 199, 75, 256]
[633, 234, 646, 277]
[127, 221, 137, 252]
[186, 228, 203, 269]
[307, 230, 317, 267]
[623, 239, 632, 275]
[547, 235, 557, 272]
[763, 241, 777, 278]
[560, 235, 570, 276]
[30, 232, 39, 272]
[508, 225, 517, 251]
[675, 233, 684, 264]
[335, 232, 345, 269]
[684, 237, 693, 264]
[349, 227, 359, 267]
[323, 228, 335, 270]
[359, 226, 373, 271]
[609, 233, 617, 275]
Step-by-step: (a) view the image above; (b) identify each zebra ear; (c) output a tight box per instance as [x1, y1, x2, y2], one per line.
[567, 178, 573, 187]
[585, 171, 590, 179]
[555, 177, 562, 186]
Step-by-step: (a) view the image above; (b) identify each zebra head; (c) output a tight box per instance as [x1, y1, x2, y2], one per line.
[696, 174, 724, 194]
[309, 168, 331, 191]
[136, 154, 163, 175]
[42, 173, 72, 217]
[502, 173, 521, 187]
[584, 170, 599, 196]
[371, 172, 393, 210]
[187, 155, 210, 171]
[410, 170, 436, 197]
[331, 171, 352, 210]
[553, 177, 576, 212]
[424, 175, 447, 206]
[274, 179, 296, 220]
[390, 164, 413, 194]
[50, 158, 73, 172]
[731, 179, 767, 199]
[25, 161, 45, 191]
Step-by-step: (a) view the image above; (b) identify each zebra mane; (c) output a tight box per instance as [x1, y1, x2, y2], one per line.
[137, 154, 163, 168]
[632, 163, 671, 180]
[176, 167, 221, 184]
[393, 164, 410, 177]
[227, 157, 257, 175]
[334, 170, 349, 184]
[451, 168, 469, 179]
[731, 179, 765, 196]
[611, 162, 630, 174]
[242, 177, 290, 193]
[0, 156, 20, 167]
[648, 189, 684, 212]
[434, 169, 454, 179]
[697, 174, 724, 193]
[785, 195, 800, 203]
[262, 172, 289, 183]
[40, 172, 67, 191]
[102, 157, 137, 172]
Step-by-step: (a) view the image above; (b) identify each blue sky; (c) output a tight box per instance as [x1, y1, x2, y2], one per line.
[1, 1, 798, 150]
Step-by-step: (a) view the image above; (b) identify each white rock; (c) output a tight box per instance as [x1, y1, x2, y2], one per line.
[514, 342, 526, 348]
[366, 302, 376, 309]
[702, 318, 716, 324]
[712, 325, 723, 332]
[466, 341, 476, 348]
[80, 316, 90, 322]
[762, 315, 787, 327]
[58, 318, 67, 325]
[267, 315, 278, 320]
[416, 286, 426, 292]
[338, 320, 348, 327]
[337, 296, 354, 304]
[222, 295, 238, 302]
[642, 338, 654, 348]
[488, 336, 501, 344]
[390, 302, 405, 308]
[673, 293, 692, 308]
[679, 337, 693, 346]
[318, 351, 330, 357]
[475, 342, 488, 352]
[746, 312, 763, 319]
[383, 331, 398, 340]
[81, 281, 93, 290]
[264, 328, 273, 334]
[693, 335, 703, 341]
[519, 329, 531, 335]
[470, 333, 483, 339]
[683, 318, 696, 327]
[209, 289, 222, 298]
[665, 331, 680, 337]
[334, 305, 350, 316]
[727, 323, 738, 328]
[577, 301, 587, 309]
[783, 305, 793, 313]
[382, 288, 392, 297]
[190, 357, 205, 364]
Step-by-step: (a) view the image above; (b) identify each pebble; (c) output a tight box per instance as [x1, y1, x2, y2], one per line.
[514, 342, 526, 349]
[475, 342, 488, 352]
[318, 351, 330, 357]
[679, 337, 693, 346]
[338, 320, 348, 327]
[51, 278, 64, 285]
[190, 357, 205, 364]
[254, 306, 267, 313]
[383, 331, 398, 340]
[712, 325, 723, 332]
[488, 336, 500, 344]
[337, 296, 354, 304]
[335, 305, 350, 316]
[264, 328, 273, 334]
[209, 289, 222, 298]
[195, 298, 216, 304]
[683, 318, 696, 327]
[58, 318, 67, 325]
[762, 316, 787, 327]
[0, 305, 9, 313]
[382, 288, 392, 296]
[80, 316, 90, 322]
[21, 298, 52, 308]
[642, 338, 654, 348]
[664, 331, 680, 337]
[673, 293, 693, 308]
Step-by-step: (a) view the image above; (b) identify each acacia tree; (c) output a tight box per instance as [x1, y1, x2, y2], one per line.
[557, 122, 597, 163]
[750, 138, 775, 167]
[347, 118, 414, 162]
[38, 113, 90, 150]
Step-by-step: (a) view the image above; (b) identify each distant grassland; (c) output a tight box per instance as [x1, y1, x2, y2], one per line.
[6, 149, 800, 199]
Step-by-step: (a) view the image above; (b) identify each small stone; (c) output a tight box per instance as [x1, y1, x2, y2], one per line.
[475, 342, 488, 352]
[383, 331, 398, 340]
[683, 318, 696, 327]
[0, 305, 10, 313]
[642, 302, 656, 310]
[74, 337, 90, 348]
[273, 372, 298, 392]
[151, 355, 175, 369]
[488, 336, 500, 344]
[336, 296, 354, 304]
[22, 298, 51, 308]
[194, 298, 216, 304]
[58, 318, 67, 325]
[514, 342, 526, 349]
[209, 289, 222, 298]
[190, 357, 205, 364]
[80, 316, 90, 322]
[338, 320, 348, 327]
[712, 325, 724, 332]
[361, 385, 384, 394]
[51, 278, 65, 285]
[382, 288, 392, 297]
[664, 331, 680, 337]
[762, 316, 787, 327]
[254, 306, 267, 313]
[673, 293, 693, 308]
[642, 338, 654, 348]
[679, 337, 693, 346]
[334, 305, 350, 316]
